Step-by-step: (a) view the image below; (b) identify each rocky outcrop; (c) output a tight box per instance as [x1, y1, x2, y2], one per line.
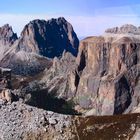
[74, 34, 140, 115]
[0, 24, 17, 47]
[0, 24, 18, 60]
[17, 17, 79, 58]
[0, 89, 13, 102]
[0, 48, 52, 75]
[18, 52, 78, 112]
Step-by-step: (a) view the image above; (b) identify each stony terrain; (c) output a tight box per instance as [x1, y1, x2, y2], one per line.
[0, 100, 140, 140]
[0, 100, 76, 140]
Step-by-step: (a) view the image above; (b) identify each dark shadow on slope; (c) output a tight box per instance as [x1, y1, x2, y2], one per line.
[26, 88, 81, 115]
[75, 50, 87, 88]
[114, 75, 132, 114]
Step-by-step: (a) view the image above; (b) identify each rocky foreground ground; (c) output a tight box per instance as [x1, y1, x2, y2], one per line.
[0, 100, 140, 140]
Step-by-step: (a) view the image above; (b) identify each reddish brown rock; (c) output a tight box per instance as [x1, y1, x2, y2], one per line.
[74, 34, 140, 115]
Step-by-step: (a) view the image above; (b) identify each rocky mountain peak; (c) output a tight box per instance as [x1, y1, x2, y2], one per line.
[18, 17, 79, 58]
[0, 24, 18, 46]
[105, 24, 140, 35]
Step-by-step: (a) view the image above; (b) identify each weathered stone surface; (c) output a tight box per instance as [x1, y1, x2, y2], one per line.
[0, 23, 140, 139]
[0, 101, 76, 140]
[0, 89, 13, 102]
[19, 52, 78, 113]
[0, 24, 18, 60]
[74, 34, 140, 115]
[15, 30, 140, 116]
[0, 24, 17, 47]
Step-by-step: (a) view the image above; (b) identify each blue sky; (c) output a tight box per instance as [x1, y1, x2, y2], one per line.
[0, 0, 140, 37]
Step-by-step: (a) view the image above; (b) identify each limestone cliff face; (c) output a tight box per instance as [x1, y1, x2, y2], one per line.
[74, 34, 140, 115]
[17, 17, 79, 58]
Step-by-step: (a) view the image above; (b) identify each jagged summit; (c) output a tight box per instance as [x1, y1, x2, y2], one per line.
[105, 24, 140, 35]
[0, 24, 18, 46]
[18, 17, 79, 58]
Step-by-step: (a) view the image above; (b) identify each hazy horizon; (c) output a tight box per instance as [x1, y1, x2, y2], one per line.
[0, 0, 140, 37]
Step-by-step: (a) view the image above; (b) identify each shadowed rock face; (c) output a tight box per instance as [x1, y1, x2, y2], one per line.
[17, 17, 79, 58]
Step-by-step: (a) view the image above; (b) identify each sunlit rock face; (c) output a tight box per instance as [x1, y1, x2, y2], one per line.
[0, 24, 18, 60]
[0, 24, 18, 47]
[74, 28, 140, 115]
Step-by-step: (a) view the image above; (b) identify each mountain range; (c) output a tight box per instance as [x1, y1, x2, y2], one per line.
[0, 17, 140, 140]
